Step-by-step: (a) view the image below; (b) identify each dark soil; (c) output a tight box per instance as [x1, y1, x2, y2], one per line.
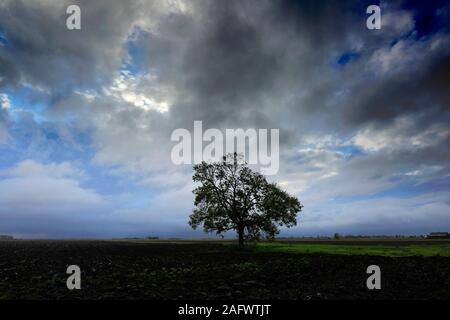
[0, 240, 448, 300]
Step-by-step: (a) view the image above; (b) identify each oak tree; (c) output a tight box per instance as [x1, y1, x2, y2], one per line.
[189, 153, 302, 246]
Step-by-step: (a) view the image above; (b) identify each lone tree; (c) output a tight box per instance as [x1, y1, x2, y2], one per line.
[189, 153, 303, 246]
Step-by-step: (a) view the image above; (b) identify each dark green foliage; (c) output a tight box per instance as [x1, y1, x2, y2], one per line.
[189, 153, 303, 246]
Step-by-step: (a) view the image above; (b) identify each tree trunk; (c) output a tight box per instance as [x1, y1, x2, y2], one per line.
[237, 226, 244, 247]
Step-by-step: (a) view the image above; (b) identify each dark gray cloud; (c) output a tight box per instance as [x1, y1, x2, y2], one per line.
[0, 0, 160, 92]
[0, 0, 449, 237]
[138, 0, 366, 130]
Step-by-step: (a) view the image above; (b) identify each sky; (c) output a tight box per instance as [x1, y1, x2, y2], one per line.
[0, 0, 449, 239]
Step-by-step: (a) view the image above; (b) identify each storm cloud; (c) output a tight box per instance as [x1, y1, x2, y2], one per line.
[0, 0, 449, 238]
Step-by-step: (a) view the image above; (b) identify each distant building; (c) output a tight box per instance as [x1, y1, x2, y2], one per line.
[0, 235, 14, 240]
[427, 232, 450, 239]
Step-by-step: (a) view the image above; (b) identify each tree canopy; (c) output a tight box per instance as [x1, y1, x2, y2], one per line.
[189, 153, 303, 246]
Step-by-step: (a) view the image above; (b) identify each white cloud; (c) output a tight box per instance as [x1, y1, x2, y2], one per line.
[106, 71, 172, 113]
[0, 93, 11, 110]
[294, 191, 450, 235]
[352, 116, 450, 152]
[367, 33, 450, 76]
[1, 159, 84, 179]
[0, 160, 104, 212]
[380, 8, 415, 37]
